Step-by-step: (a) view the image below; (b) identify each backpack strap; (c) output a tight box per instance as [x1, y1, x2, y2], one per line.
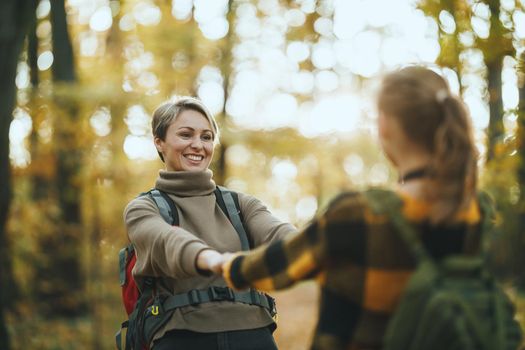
[365, 189, 433, 265]
[115, 320, 130, 350]
[366, 189, 495, 265]
[215, 186, 251, 251]
[148, 189, 179, 225]
[476, 191, 496, 253]
[148, 187, 250, 252]
[119, 245, 134, 286]
[139, 190, 180, 292]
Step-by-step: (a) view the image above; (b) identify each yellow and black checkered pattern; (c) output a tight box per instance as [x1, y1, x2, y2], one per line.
[224, 189, 482, 350]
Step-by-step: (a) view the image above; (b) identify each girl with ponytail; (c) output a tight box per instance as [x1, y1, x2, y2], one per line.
[377, 66, 478, 225]
[214, 66, 514, 349]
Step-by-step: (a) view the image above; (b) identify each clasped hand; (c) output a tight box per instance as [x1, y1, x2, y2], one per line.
[196, 250, 234, 274]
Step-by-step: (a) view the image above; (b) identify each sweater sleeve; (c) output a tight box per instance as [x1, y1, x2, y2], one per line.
[237, 192, 296, 247]
[124, 195, 212, 279]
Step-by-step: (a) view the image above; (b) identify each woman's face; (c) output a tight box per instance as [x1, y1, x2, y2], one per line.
[155, 109, 215, 172]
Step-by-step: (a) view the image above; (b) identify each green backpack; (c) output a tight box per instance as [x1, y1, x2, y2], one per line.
[365, 189, 522, 350]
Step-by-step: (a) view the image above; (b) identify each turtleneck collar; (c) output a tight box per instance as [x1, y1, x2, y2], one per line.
[155, 169, 216, 197]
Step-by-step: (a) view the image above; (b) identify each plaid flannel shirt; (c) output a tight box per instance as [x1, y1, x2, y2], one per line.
[223, 189, 482, 350]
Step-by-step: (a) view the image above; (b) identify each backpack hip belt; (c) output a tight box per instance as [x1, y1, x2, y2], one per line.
[160, 286, 276, 317]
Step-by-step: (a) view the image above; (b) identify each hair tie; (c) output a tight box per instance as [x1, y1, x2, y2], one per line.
[436, 89, 449, 104]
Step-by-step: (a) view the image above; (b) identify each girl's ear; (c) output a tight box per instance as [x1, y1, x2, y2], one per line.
[377, 112, 390, 140]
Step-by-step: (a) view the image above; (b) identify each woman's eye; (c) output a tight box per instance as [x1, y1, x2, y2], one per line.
[202, 134, 213, 141]
[179, 132, 191, 138]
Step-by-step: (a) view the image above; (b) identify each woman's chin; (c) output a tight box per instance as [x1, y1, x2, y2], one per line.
[182, 163, 208, 172]
[168, 159, 211, 172]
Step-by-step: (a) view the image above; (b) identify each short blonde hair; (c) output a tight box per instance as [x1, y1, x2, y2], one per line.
[151, 96, 220, 161]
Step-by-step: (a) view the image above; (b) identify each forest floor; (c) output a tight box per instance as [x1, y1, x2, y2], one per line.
[6, 281, 525, 349]
[273, 281, 318, 350]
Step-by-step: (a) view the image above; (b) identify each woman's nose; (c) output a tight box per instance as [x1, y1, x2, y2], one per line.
[190, 137, 203, 149]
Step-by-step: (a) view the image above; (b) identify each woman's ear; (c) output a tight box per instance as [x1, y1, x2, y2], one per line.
[154, 137, 163, 153]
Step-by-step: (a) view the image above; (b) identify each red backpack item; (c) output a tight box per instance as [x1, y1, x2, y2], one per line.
[120, 247, 139, 315]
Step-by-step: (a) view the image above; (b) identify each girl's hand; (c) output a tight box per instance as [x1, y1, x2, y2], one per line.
[221, 252, 244, 290]
[221, 252, 235, 261]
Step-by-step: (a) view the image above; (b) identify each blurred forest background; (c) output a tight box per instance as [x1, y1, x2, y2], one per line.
[1, 0, 525, 348]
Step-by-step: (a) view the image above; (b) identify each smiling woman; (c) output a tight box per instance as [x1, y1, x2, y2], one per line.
[122, 96, 296, 349]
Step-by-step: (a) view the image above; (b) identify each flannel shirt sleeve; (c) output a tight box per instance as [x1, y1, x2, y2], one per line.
[223, 192, 363, 292]
[223, 219, 323, 291]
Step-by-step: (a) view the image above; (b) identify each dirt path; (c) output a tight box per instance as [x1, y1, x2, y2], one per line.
[272, 281, 318, 350]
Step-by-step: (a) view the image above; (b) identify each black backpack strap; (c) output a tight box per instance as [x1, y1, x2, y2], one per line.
[147, 187, 248, 248]
[148, 189, 179, 225]
[119, 244, 134, 286]
[142, 190, 180, 290]
[214, 186, 251, 251]
[115, 320, 130, 350]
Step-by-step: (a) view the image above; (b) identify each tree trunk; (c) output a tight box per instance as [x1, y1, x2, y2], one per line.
[33, 0, 86, 317]
[0, 1, 37, 347]
[214, 0, 235, 186]
[517, 51, 525, 286]
[106, 2, 129, 180]
[51, 0, 83, 314]
[483, 0, 513, 162]
[27, 6, 52, 202]
[485, 58, 504, 161]
[28, 9, 38, 87]
[50, 0, 75, 83]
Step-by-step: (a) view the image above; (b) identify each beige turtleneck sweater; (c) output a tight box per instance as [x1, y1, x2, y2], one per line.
[124, 169, 295, 340]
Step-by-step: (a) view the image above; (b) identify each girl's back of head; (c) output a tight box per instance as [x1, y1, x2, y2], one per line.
[377, 66, 478, 225]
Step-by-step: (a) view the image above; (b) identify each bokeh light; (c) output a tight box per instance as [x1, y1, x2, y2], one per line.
[90, 107, 112, 137]
[37, 51, 54, 71]
[9, 108, 32, 167]
[36, 0, 51, 19]
[90, 6, 113, 32]
[133, 1, 162, 27]
[172, 0, 193, 21]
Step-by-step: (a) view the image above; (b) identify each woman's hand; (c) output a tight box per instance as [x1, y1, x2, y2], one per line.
[196, 250, 225, 274]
